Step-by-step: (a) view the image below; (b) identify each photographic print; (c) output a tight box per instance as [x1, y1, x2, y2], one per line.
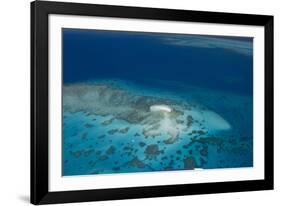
[62, 29, 254, 176]
[31, 1, 273, 204]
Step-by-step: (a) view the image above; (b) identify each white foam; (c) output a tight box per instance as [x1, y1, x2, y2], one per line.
[150, 105, 172, 113]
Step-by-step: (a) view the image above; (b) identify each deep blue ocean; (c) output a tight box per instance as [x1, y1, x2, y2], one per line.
[62, 28, 253, 176]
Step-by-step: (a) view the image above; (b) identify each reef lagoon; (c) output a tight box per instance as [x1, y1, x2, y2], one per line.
[62, 29, 253, 176]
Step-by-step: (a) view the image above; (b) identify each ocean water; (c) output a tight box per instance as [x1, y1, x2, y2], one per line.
[62, 28, 253, 176]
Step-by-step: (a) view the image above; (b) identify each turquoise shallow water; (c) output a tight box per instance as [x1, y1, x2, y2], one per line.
[62, 80, 253, 176]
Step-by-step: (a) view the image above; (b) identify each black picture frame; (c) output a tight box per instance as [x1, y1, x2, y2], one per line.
[31, 0, 274, 204]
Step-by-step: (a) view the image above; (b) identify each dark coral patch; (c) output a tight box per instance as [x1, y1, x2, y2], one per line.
[70, 150, 82, 158]
[84, 123, 94, 128]
[183, 157, 197, 170]
[119, 127, 130, 134]
[107, 129, 118, 135]
[200, 145, 208, 157]
[128, 157, 145, 168]
[98, 155, 108, 160]
[145, 144, 161, 158]
[81, 132, 88, 140]
[139, 142, 146, 147]
[106, 145, 116, 155]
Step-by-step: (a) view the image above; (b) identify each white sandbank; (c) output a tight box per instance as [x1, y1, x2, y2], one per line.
[150, 105, 172, 113]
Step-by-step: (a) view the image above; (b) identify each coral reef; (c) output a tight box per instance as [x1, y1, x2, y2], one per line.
[62, 82, 252, 176]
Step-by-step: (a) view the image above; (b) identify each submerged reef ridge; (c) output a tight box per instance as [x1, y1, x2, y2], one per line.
[63, 83, 231, 142]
